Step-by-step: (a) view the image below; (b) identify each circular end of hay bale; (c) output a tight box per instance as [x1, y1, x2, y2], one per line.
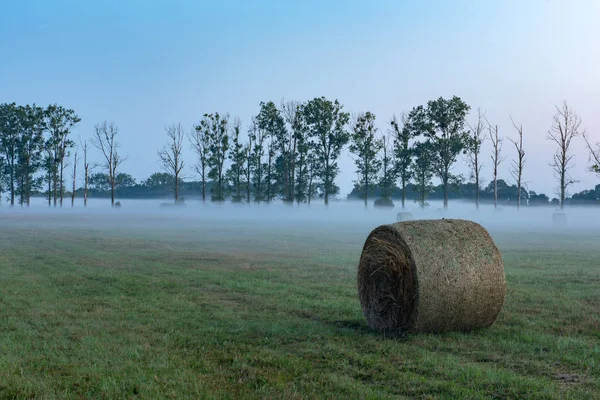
[357, 219, 506, 334]
[396, 212, 414, 222]
[357, 226, 417, 334]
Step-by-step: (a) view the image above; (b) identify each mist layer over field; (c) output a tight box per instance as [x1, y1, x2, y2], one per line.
[2, 198, 598, 237]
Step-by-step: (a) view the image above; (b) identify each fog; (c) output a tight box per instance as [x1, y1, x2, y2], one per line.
[2, 198, 599, 239]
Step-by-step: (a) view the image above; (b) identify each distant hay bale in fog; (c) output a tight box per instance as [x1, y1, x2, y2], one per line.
[114, 201, 122, 208]
[374, 198, 395, 208]
[160, 201, 186, 208]
[396, 212, 413, 222]
[552, 212, 567, 225]
[357, 219, 506, 335]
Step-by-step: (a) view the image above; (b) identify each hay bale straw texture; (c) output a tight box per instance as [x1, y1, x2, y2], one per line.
[357, 219, 506, 334]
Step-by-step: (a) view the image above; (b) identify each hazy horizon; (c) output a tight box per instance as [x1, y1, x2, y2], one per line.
[2, 0, 599, 199]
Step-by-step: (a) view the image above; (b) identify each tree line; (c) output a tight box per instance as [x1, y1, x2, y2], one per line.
[1, 97, 598, 209]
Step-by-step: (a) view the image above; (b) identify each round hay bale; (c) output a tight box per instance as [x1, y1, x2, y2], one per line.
[357, 219, 506, 335]
[396, 212, 414, 222]
[552, 212, 567, 225]
[374, 198, 395, 208]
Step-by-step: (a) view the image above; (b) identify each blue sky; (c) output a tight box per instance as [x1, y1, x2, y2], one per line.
[1, 0, 599, 198]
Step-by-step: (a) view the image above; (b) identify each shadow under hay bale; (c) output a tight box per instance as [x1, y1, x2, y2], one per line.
[552, 212, 567, 225]
[396, 212, 414, 222]
[357, 219, 505, 335]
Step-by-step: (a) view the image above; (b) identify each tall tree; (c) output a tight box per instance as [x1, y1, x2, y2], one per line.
[349, 112, 382, 208]
[488, 122, 504, 208]
[91, 121, 124, 207]
[70, 148, 78, 207]
[205, 113, 229, 202]
[378, 133, 397, 204]
[465, 108, 486, 209]
[509, 117, 526, 209]
[391, 114, 413, 209]
[226, 118, 247, 202]
[256, 102, 286, 202]
[0, 103, 19, 206]
[82, 141, 90, 207]
[281, 100, 304, 203]
[412, 141, 435, 208]
[303, 97, 350, 205]
[16, 105, 45, 206]
[412, 97, 470, 209]
[190, 119, 211, 203]
[45, 104, 80, 207]
[548, 101, 582, 209]
[249, 117, 267, 202]
[245, 134, 253, 203]
[583, 132, 599, 177]
[158, 123, 185, 201]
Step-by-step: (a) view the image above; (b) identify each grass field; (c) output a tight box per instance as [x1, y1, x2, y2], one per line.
[0, 212, 598, 399]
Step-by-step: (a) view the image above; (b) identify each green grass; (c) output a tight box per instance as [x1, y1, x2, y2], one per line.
[0, 215, 598, 399]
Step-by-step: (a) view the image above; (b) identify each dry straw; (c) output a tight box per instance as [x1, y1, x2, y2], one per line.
[357, 219, 506, 334]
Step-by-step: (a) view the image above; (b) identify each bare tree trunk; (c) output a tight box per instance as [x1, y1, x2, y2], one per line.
[83, 142, 89, 207]
[467, 109, 486, 210]
[91, 121, 124, 208]
[443, 178, 448, 209]
[510, 117, 525, 209]
[548, 101, 582, 210]
[488, 122, 503, 209]
[71, 149, 78, 208]
[60, 159, 64, 207]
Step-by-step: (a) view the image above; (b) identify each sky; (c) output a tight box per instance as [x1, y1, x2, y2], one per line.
[1, 0, 599, 199]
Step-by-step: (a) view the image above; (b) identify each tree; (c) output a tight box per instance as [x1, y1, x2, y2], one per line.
[488, 121, 504, 209]
[281, 100, 304, 203]
[583, 132, 599, 177]
[82, 141, 90, 207]
[204, 113, 229, 202]
[547, 101, 582, 209]
[143, 172, 176, 187]
[412, 97, 470, 209]
[158, 123, 185, 201]
[226, 118, 247, 202]
[91, 121, 124, 207]
[378, 133, 396, 203]
[88, 172, 134, 191]
[303, 97, 350, 205]
[190, 118, 210, 203]
[465, 108, 486, 209]
[249, 117, 267, 202]
[88, 172, 111, 191]
[509, 117, 526, 209]
[0, 103, 20, 206]
[245, 134, 253, 203]
[391, 114, 412, 208]
[70, 148, 78, 207]
[45, 104, 80, 207]
[412, 141, 435, 208]
[349, 112, 382, 207]
[256, 102, 286, 203]
[16, 104, 45, 206]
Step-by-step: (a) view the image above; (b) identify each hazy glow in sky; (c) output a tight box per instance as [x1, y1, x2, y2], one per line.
[2, 0, 599, 198]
